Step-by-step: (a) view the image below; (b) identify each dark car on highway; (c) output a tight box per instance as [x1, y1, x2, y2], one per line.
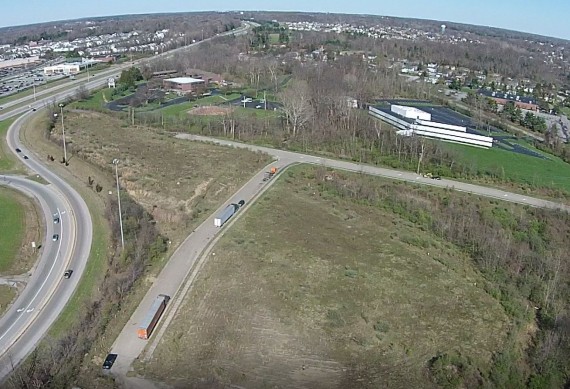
[52, 234, 59, 241]
[103, 353, 118, 369]
[23, 155, 29, 159]
[63, 270, 73, 279]
[15, 148, 21, 153]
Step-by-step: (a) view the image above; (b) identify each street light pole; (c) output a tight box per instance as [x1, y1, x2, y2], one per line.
[113, 159, 125, 250]
[59, 103, 67, 164]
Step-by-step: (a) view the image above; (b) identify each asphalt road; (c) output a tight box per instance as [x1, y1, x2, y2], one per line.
[0, 112, 94, 381]
[179, 134, 570, 212]
[109, 156, 294, 388]
[0, 176, 71, 375]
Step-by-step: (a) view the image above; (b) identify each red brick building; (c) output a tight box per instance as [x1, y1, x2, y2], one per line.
[478, 89, 539, 111]
[184, 69, 224, 85]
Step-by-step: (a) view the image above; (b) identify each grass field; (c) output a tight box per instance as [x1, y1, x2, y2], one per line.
[70, 88, 113, 110]
[55, 110, 271, 243]
[142, 165, 508, 388]
[0, 285, 16, 317]
[443, 142, 570, 192]
[0, 117, 17, 171]
[0, 188, 26, 272]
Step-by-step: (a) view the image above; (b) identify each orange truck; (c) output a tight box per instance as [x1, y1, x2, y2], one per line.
[263, 167, 278, 181]
[137, 294, 170, 340]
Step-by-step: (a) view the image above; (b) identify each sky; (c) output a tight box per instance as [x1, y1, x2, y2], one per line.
[1, 0, 569, 41]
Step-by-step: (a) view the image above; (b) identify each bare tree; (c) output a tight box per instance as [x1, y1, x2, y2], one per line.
[278, 79, 313, 137]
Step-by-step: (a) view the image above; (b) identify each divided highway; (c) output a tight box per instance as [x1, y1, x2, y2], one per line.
[0, 111, 93, 380]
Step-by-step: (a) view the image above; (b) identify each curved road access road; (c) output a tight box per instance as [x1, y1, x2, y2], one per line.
[180, 134, 570, 212]
[0, 112, 93, 381]
[109, 134, 569, 388]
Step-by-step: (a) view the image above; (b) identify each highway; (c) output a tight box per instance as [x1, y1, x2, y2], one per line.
[0, 111, 93, 380]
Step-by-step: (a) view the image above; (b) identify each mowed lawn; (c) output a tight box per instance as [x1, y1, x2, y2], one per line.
[443, 142, 570, 192]
[142, 165, 508, 389]
[0, 188, 26, 272]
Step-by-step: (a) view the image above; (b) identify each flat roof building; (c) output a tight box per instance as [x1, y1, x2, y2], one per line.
[478, 89, 539, 111]
[43, 63, 82, 75]
[391, 104, 432, 121]
[163, 77, 206, 93]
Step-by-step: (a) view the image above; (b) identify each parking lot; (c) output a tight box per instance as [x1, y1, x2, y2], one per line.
[0, 59, 66, 99]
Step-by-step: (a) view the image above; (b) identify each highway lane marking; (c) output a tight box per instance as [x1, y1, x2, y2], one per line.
[0, 207, 64, 343]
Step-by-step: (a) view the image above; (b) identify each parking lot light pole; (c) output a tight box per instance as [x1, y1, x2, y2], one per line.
[58, 103, 67, 164]
[113, 159, 125, 250]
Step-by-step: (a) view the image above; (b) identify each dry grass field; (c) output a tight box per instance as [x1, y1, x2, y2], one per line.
[141, 165, 509, 389]
[50, 110, 271, 244]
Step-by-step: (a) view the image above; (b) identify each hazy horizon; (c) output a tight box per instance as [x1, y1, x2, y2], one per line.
[1, 1, 569, 41]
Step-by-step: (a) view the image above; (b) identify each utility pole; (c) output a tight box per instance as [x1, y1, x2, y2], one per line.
[113, 159, 125, 250]
[58, 103, 67, 164]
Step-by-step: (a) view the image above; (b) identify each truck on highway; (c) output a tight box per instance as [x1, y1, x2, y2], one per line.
[214, 200, 245, 227]
[137, 294, 170, 340]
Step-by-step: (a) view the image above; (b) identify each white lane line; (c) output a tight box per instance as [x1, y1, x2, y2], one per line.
[0, 207, 64, 343]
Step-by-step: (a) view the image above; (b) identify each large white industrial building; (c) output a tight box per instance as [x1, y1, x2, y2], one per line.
[369, 105, 493, 148]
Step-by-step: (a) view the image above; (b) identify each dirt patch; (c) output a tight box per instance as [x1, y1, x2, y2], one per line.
[141, 166, 508, 388]
[188, 106, 234, 116]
